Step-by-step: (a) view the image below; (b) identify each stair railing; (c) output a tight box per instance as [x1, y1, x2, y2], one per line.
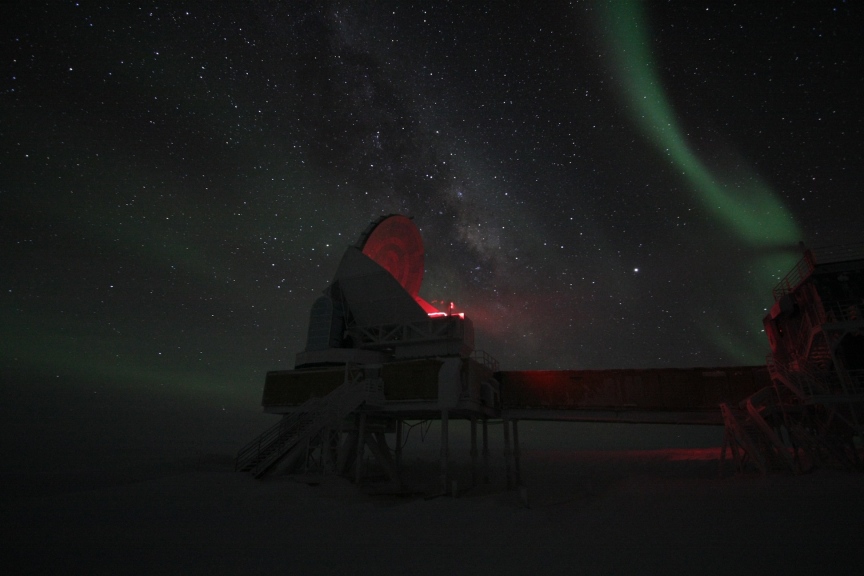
[772, 253, 815, 300]
[720, 403, 767, 475]
[822, 300, 864, 324]
[471, 349, 500, 373]
[767, 355, 809, 399]
[745, 396, 797, 472]
[234, 395, 324, 471]
[238, 365, 374, 477]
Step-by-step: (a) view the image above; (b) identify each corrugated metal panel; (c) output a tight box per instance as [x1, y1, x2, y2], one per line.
[498, 366, 770, 411]
[262, 368, 343, 406]
[381, 358, 442, 400]
[262, 363, 770, 412]
[261, 358, 447, 407]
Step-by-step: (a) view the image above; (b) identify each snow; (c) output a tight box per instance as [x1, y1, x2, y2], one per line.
[3, 383, 864, 575]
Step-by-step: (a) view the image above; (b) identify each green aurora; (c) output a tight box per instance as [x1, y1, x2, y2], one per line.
[599, 1, 803, 360]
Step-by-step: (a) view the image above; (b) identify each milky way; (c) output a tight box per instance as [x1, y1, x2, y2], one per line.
[3, 2, 862, 404]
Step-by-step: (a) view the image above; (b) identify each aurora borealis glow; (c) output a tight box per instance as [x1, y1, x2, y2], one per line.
[602, 1, 801, 248]
[598, 1, 809, 357]
[3, 1, 862, 406]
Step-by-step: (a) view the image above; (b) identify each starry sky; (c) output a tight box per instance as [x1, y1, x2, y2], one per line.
[3, 1, 862, 408]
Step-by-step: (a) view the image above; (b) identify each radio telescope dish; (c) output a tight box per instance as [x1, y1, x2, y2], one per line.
[357, 215, 425, 298]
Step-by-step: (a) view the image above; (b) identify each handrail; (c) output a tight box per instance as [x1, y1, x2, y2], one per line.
[766, 355, 814, 399]
[236, 362, 374, 476]
[822, 300, 864, 323]
[471, 349, 500, 373]
[791, 305, 816, 362]
[249, 380, 367, 477]
[768, 349, 850, 399]
[772, 243, 864, 300]
[745, 397, 796, 472]
[720, 403, 767, 475]
[234, 396, 323, 471]
[772, 253, 815, 300]
[848, 370, 864, 394]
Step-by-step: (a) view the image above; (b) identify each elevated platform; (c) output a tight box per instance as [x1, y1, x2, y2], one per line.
[497, 365, 769, 424]
[262, 357, 499, 419]
[736, 243, 864, 474]
[251, 361, 769, 488]
[502, 408, 725, 425]
[262, 362, 769, 424]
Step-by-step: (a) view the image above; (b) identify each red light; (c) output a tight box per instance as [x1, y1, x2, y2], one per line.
[427, 311, 466, 319]
[426, 301, 465, 319]
[414, 295, 440, 315]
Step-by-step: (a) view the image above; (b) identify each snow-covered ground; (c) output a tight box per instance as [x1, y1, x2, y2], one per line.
[3, 382, 863, 575]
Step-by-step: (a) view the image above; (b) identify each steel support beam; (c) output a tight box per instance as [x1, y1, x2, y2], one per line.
[395, 419, 403, 471]
[512, 419, 522, 487]
[470, 416, 478, 487]
[503, 416, 513, 489]
[482, 417, 490, 483]
[354, 413, 367, 484]
[440, 410, 450, 494]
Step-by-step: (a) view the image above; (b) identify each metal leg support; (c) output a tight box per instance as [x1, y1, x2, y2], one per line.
[513, 419, 522, 487]
[440, 410, 450, 494]
[354, 413, 367, 484]
[395, 419, 403, 472]
[482, 418, 490, 483]
[503, 416, 513, 490]
[470, 416, 478, 488]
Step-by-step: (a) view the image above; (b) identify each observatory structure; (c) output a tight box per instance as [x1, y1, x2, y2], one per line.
[237, 215, 789, 491]
[721, 245, 864, 473]
[236, 215, 501, 491]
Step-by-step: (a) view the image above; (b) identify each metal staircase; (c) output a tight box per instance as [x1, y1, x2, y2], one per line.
[721, 388, 797, 475]
[786, 418, 859, 471]
[750, 245, 864, 473]
[235, 364, 373, 478]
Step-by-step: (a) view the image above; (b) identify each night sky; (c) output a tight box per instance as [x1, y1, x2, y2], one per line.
[3, 1, 862, 408]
